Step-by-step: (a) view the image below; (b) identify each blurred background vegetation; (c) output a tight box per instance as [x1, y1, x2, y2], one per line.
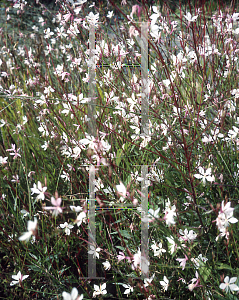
[1, 0, 238, 32]
[1, 0, 239, 11]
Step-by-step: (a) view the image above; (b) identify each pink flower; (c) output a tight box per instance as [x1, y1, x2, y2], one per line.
[44, 196, 63, 216]
[188, 271, 199, 291]
[61, 72, 70, 80]
[117, 251, 131, 263]
[129, 26, 138, 38]
[62, 13, 72, 23]
[6, 144, 21, 159]
[130, 5, 141, 19]
[176, 255, 188, 270]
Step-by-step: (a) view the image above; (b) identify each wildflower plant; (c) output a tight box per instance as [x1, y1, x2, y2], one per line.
[0, 0, 239, 299]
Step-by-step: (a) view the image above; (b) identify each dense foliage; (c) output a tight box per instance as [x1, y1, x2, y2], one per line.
[0, 0, 239, 299]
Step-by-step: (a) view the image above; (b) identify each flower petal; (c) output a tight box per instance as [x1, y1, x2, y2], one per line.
[229, 284, 239, 291]
[229, 277, 237, 284]
[71, 287, 78, 299]
[229, 217, 238, 223]
[19, 231, 32, 241]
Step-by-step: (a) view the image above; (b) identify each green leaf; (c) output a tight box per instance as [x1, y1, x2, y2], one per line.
[28, 264, 41, 272]
[199, 265, 211, 282]
[116, 148, 123, 166]
[115, 246, 125, 251]
[216, 263, 234, 271]
[119, 229, 131, 239]
[29, 253, 39, 261]
[96, 83, 104, 101]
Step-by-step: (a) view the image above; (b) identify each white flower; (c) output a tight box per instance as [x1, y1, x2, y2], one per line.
[41, 141, 49, 151]
[86, 12, 99, 25]
[0, 156, 8, 165]
[60, 222, 74, 235]
[219, 276, 239, 293]
[231, 12, 239, 22]
[6, 144, 21, 159]
[142, 208, 160, 223]
[10, 271, 29, 286]
[93, 283, 107, 298]
[116, 181, 127, 196]
[216, 201, 238, 231]
[166, 236, 176, 255]
[19, 217, 37, 242]
[11, 174, 20, 183]
[31, 181, 47, 201]
[231, 89, 239, 99]
[131, 248, 150, 274]
[151, 240, 166, 258]
[143, 273, 155, 288]
[44, 28, 54, 39]
[150, 6, 160, 24]
[32, 25, 38, 32]
[76, 0, 87, 4]
[44, 86, 54, 96]
[191, 254, 208, 269]
[221, 200, 234, 216]
[62, 287, 83, 300]
[163, 200, 176, 226]
[122, 284, 133, 296]
[79, 135, 95, 150]
[132, 248, 141, 270]
[216, 212, 238, 229]
[160, 276, 169, 291]
[88, 245, 101, 259]
[179, 229, 197, 242]
[70, 206, 82, 212]
[71, 146, 81, 159]
[194, 167, 215, 185]
[75, 212, 87, 226]
[107, 11, 114, 18]
[20, 209, 29, 218]
[116, 181, 127, 202]
[164, 210, 176, 226]
[149, 208, 160, 219]
[184, 12, 198, 23]
[38, 16, 44, 24]
[228, 126, 239, 140]
[0, 119, 6, 127]
[102, 260, 111, 270]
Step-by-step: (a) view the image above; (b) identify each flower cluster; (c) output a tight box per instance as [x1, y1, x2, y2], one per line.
[215, 201, 238, 240]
